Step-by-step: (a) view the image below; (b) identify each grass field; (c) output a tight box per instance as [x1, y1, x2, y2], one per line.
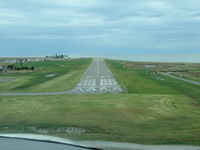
[106, 59, 200, 103]
[0, 58, 91, 92]
[0, 59, 199, 145]
[0, 94, 200, 145]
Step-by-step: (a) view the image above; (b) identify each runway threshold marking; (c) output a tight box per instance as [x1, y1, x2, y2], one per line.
[73, 58, 123, 94]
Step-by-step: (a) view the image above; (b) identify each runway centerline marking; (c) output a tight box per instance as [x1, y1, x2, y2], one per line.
[74, 58, 123, 94]
[97, 59, 100, 74]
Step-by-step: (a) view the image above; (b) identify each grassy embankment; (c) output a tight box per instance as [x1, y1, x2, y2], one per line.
[0, 59, 199, 145]
[0, 58, 91, 92]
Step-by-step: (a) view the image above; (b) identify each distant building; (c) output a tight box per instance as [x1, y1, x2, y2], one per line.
[5, 59, 17, 64]
[64, 55, 69, 59]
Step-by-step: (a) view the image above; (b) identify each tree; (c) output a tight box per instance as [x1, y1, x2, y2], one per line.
[7, 65, 14, 70]
[31, 66, 35, 71]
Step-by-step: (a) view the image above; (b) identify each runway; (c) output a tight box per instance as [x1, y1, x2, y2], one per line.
[73, 58, 122, 94]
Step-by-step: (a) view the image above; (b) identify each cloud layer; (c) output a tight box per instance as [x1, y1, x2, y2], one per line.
[0, 0, 200, 56]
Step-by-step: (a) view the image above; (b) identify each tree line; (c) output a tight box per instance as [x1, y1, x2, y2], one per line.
[7, 64, 35, 71]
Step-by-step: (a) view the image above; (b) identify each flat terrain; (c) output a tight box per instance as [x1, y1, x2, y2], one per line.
[106, 59, 200, 103]
[0, 59, 91, 93]
[0, 94, 200, 145]
[0, 59, 199, 146]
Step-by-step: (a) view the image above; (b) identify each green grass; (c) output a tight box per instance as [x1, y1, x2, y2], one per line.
[0, 58, 199, 145]
[106, 59, 200, 103]
[0, 58, 91, 92]
[0, 94, 200, 145]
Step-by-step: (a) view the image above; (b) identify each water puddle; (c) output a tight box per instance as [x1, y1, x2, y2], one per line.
[144, 65, 157, 68]
[45, 73, 57, 78]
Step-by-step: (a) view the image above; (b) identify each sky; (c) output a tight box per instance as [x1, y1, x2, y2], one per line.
[0, 0, 200, 62]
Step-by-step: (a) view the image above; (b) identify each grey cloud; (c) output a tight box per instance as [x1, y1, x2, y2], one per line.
[0, 0, 200, 56]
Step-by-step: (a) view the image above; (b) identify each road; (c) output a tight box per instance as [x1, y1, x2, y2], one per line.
[161, 72, 200, 86]
[73, 58, 122, 94]
[0, 58, 122, 96]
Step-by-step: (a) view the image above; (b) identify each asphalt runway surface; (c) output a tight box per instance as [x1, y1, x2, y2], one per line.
[0, 58, 122, 96]
[73, 58, 122, 94]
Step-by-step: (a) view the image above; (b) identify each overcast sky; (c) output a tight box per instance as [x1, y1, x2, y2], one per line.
[0, 0, 200, 60]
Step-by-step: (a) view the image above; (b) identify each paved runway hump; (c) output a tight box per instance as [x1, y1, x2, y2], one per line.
[73, 58, 123, 94]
